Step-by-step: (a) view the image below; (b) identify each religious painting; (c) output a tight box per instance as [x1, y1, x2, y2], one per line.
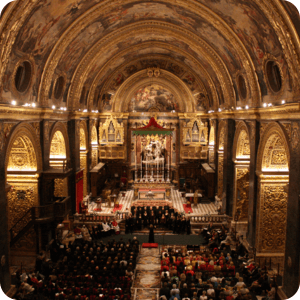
[128, 85, 179, 112]
[101, 93, 112, 112]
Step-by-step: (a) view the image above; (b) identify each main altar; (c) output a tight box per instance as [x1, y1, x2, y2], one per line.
[131, 117, 173, 205]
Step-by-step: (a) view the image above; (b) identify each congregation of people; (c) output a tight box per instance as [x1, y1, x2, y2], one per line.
[158, 229, 277, 300]
[126, 206, 191, 234]
[13, 234, 139, 300]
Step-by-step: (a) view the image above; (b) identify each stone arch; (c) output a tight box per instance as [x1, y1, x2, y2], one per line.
[113, 69, 195, 113]
[257, 122, 290, 172]
[5, 122, 42, 174]
[79, 120, 88, 151]
[233, 122, 251, 160]
[208, 120, 216, 165]
[49, 122, 70, 169]
[4, 122, 42, 249]
[79, 121, 89, 196]
[255, 121, 289, 263]
[232, 121, 250, 223]
[91, 124, 98, 145]
[90, 123, 98, 169]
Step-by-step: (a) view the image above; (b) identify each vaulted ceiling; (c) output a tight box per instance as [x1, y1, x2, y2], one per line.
[0, 0, 300, 113]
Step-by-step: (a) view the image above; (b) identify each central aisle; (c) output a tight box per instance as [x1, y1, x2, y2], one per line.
[133, 246, 161, 300]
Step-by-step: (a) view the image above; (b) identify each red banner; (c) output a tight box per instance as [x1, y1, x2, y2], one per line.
[76, 170, 83, 213]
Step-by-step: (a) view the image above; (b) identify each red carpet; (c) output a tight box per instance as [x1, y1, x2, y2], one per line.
[183, 204, 193, 213]
[113, 204, 123, 212]
[142, 243, 158, 248]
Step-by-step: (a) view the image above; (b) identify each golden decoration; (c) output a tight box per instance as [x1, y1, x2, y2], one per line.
[99, 115, 124, 145]
[217, 154, 224, 199]
[54, 178, 68, 198]
[236, 130, 250, 159]
[50, 131, 66, 158]
[262, 133, 288, 171]
[80, 153, 88, 197]
[235, 168, 250, 221]
[258, 184, 287, 252]
[7, 135, 37, 171]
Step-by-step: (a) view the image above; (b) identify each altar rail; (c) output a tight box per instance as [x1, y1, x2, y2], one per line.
[190, 214, 230, 226]
[73, 211, 129, 225]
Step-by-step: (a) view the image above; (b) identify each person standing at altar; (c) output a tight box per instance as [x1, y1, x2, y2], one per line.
[148, 224, 155, 243]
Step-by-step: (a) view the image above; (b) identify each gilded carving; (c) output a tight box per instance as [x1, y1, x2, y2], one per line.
[280, 122, 291, 143]
[7, 136, 37, 171]
[31, 122, 40, 139]
[50, 131, 66, 158]
[236, 168, 249, 220]
[44, 121, 49, 142]
[80, 128, 86, 150]
[217, 154, 224, 199]
[99, 115, 124, 145]
[6, 181, 38, 238]
[91, 149, 98, 169]
[291, 122, 300, 152]
[218, 126, 225, 151]
[258, 184, 287, 252]
[260, 123, 269, 137]
[247, 121, 256, 141]
[91, 125, 98, 145]
[236, 130, 250, 159]
[54, 178, 68, 197]
[182, 117, 208, 145]
[262, 133, 288, 171]
[80, 154, 88, 197]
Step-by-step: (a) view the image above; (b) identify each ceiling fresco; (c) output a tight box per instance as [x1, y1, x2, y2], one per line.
[0, 0, 298, 110]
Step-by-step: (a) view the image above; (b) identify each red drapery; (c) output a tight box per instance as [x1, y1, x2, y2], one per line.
[76, 170, 83, 213]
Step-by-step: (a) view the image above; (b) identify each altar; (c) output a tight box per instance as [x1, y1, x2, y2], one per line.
[138, 188, 166, 200]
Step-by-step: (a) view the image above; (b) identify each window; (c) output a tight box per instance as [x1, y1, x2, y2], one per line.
[266, 60, 282, 93]
[14, 61, 32, 93]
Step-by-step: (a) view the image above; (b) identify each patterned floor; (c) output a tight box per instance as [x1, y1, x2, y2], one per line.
[133, 247, 161, 299]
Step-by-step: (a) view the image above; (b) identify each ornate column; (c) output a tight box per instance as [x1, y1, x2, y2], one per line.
[0, 123, 11, 293]
[246, 120, 259, 248]
[282, 121, 300, 298]
[68, 119, 81, 213]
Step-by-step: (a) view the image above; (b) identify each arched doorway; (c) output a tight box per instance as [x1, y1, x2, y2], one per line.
[90, 123, 98, 169]
[5, 123, 42, 258]
[208, 120, 216, 165]
[232, 122, 250, 237]
[49, 123, 70, 200]
[256, 123, 289, 271]
[80, 121, 89, 197]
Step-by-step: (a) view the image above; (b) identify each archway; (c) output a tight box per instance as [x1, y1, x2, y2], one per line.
[208, 120, 216, 165]
[256, 123, 289, 271]
[79, 121, 89, 197]
[49, 123, 70, 200]
[217, 123, 225, 197]
[232, 122, 250, 237]
[5, 123, 42, 254]
[90, 123, 98, 169]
